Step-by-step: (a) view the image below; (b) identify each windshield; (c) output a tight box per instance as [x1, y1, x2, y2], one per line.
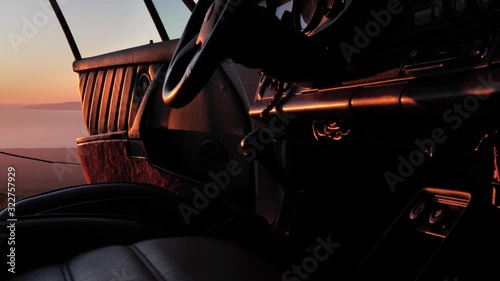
[151, 0, 191, 39]
[57, 0, 162, 58]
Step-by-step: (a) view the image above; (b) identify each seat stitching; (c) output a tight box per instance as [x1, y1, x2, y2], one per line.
[61, 263, 74, 281]
[129, 244, 167, 281]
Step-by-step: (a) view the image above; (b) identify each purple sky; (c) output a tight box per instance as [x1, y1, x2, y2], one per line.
[0, 0, 190, 148]
[1, 0, 189, 104]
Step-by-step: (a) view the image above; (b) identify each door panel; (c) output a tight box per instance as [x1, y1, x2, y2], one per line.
[78, 63, 163, 135]
[72, 39, 257, 207]
[74, 40, 179, 136]
[74, 41, 187, 191]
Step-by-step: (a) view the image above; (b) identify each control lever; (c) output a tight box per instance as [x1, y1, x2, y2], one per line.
[240, 129, 286, 186]
[242, 130, 300, 241]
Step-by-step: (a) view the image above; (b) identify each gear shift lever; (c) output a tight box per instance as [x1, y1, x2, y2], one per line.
[240, 129, 286, 186]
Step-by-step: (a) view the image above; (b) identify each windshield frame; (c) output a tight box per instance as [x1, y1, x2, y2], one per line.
[48, 0, 196, 60]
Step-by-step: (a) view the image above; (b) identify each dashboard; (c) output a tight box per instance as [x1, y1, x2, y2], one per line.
[250, 0, 500, 122]
[260, 0, 500, 36]
[256, 0, 499, 77]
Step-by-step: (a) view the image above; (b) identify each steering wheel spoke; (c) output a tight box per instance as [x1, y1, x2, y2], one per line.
[197, 2, 220, 45]
[163, 0, 234, 108]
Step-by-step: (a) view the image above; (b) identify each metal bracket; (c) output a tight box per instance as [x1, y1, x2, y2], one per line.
[312, 120, 350, 141]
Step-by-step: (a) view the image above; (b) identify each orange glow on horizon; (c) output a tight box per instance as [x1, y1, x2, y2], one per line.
[0, 1, 80, 105]
[1, 0, 163, 105]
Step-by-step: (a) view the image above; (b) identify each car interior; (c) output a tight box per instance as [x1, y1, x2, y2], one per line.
[1, 0, 500, 280]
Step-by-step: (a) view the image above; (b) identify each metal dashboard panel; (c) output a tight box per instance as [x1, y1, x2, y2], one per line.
[249, 66, 500, 122]
[350, 82, 407, 116]
[249, 86, 355, 119]
[401, 68, 500, 117]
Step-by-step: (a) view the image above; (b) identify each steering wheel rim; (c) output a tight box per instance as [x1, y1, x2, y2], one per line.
[163, 0, 233, 108]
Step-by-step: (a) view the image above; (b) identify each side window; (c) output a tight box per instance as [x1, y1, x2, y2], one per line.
[57, 0, 162, 58]
[1, 0, 88, 204]
[152, 0, 191, 39]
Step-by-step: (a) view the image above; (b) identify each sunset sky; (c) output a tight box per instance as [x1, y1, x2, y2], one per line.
[0, 0, 189, 104]
[0, 0, 190, 149]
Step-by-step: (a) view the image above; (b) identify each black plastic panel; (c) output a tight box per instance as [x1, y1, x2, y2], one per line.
[356, 188, 471, 281]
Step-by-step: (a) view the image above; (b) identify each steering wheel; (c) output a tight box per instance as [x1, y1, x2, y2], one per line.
[163, 0, 344, 106]
[163, 0, 243, 108]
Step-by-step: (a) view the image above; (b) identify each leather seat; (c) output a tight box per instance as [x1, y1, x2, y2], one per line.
[9, 236, 281, 281]
[1, 183, 281, 281]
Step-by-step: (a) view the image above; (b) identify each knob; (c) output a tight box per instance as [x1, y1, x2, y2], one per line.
[240, 129, 285, 183]
[410, 201, 426, 220]
[429, 205, 449, 224]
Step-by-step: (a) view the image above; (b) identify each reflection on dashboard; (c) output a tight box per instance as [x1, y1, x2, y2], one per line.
[297, 0, 319, 29]
[275, 0, 293, 20]
[267, 0, 351, 34]
[323, 0, 348, 18]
